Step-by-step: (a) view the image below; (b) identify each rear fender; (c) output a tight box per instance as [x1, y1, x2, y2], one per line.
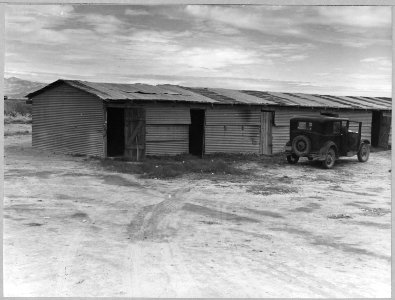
[319, 141, 338, 157]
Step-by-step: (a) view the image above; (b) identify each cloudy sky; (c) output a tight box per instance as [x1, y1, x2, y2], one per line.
[5, 5, 392, 96]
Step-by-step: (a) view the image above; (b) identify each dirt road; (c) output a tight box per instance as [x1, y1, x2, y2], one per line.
[4, 132, 391, 297]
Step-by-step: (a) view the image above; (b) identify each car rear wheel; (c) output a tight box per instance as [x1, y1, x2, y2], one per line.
[357, 143, 370, 162]
[322, 148, 336, 169]
[292, 135, 311, 156]
[287, 154, 299, 164]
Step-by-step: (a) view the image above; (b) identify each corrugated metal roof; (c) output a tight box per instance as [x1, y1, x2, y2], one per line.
[27, 79, 217, 103]
[237, 90, 392, 110]
[27, 79, 392, 110]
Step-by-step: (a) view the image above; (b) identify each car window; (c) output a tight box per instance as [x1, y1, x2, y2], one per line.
[333, 121, 341, 134]
[297, 121, 312, 130]
[333, 121, 348, 134]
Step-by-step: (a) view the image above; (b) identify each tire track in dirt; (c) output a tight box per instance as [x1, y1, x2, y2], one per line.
[127, 187, 191, 241]
[126, 240, 203, 297]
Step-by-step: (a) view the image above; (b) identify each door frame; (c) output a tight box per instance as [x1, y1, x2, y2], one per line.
[260, 110, 274, 155]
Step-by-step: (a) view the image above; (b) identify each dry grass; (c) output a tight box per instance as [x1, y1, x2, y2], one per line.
[99, 156, 246, 179]
[4, 114, 32, 124]
[4, 130, 31, 137]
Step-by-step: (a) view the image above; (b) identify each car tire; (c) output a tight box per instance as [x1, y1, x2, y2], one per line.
[322, 148, 336, 169]
[357, 143, 370, 162]
[287, 154, 299, 164]
[292, 135, 311, 156]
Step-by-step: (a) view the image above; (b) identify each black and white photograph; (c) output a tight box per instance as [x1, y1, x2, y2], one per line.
[2, 2, 392, 297]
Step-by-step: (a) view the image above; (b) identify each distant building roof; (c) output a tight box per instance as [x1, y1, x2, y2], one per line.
[27, 79, 392, 110]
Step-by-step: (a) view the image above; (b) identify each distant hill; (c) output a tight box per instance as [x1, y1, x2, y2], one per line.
[4, 77, 46, 99]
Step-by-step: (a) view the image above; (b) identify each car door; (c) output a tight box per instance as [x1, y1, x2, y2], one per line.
[332, 121, 346, 155]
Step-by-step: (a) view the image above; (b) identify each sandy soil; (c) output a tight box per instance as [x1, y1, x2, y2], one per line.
[3, 128, 391, 297]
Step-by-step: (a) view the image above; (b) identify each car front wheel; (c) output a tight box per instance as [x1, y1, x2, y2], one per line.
[357, 143, 370, 162]
[322, 148, 336, 169]
[287, 154, 299, 164]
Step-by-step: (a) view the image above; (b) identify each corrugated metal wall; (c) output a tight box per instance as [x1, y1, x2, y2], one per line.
[205, 107, 261, 154]
[145, 105, 191, 155]
[32, 84, 105, 157]
[272, 108, 372, 153]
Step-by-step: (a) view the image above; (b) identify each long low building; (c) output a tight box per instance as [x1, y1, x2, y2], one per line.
[27, 79, 392, 160]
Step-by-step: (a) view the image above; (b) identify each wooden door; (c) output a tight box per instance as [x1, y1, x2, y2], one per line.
[260, 111, 273, 155]
[125, 108, 146, 161]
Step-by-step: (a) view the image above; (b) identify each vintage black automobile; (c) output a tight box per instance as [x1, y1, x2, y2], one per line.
[284, 115, 371, 168]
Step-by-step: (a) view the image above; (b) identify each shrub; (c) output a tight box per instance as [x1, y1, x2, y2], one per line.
[4, 99, 32, 116]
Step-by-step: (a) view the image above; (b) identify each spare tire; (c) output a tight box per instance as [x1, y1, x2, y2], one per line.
[292, 135, 311, 156]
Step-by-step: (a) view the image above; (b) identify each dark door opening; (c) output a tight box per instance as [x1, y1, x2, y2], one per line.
[107, 108, 125, 157]
[189, 109, 205, 156]
[371, 111, 381, 147]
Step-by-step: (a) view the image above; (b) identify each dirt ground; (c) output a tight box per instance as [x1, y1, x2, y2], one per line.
[3, 127, 391, 297]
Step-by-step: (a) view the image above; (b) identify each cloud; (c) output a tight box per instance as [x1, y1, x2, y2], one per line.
[6, 5, 75, 45]
[126, 29, 191, 43]
[286, 54, 308, 62]
[185, 5, 267, 33]
[6, 4, 74, 19]
[125, 8, 150, 16]
[171, 47, 265, 70]
[315, 6, 391, 28]
[4, 5, 392, 97]
[360, 57, 391, 68]
[82, 13, 124, 34]
[184, 5, 391, 48]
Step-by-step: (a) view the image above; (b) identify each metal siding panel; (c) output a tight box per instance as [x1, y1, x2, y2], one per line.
[272, 126, 289, 153]
[146, 125, 189, 142]
[205, 107, 261, 154]
[205, 107, 261, 125]
[145, 124, 189, 155]
[32, 84, 104, 157]
[146, 106, 191, 125]
[146, 142, 189, 155]
[275, 109, 318, 126]
[144, 105, 190, 156]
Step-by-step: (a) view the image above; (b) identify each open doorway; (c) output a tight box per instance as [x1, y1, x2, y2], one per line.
[107, 107, 125, 157]
[371, 111, 381, 147]
[189, 109, 205, 156]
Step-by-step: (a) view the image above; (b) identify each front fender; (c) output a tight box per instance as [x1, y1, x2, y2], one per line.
[359, 140, 371, 151]
[361, 139, 370, 145]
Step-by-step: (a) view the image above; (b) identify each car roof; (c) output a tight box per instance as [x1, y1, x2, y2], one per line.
[290, 115, 349, 123]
